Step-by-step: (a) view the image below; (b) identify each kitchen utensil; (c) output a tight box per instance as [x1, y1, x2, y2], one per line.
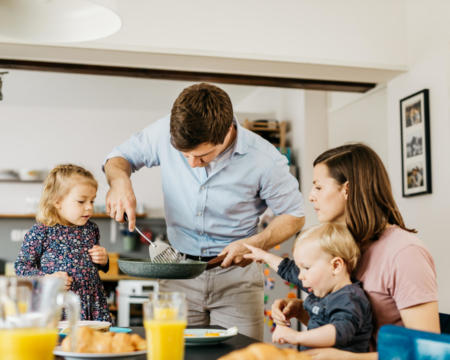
[118, 258, 207, 279]
[117, 253, 226, 279]
[123, 214, 183, 263]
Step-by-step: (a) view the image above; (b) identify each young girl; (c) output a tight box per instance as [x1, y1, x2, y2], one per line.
[15, 164, 111, 322]
[245, 223, 372, 352]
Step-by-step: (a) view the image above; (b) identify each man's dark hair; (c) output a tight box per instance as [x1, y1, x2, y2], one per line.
[170, 83, 233, 151]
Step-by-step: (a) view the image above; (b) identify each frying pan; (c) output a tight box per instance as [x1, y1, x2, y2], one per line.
[117, 254, 226, 279]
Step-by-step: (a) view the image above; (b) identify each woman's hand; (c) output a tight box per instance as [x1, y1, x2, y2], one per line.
[272, 324, 301, 345]
[46, 271, 73, 291]
[88, 245, 108, 266]
[271, 297, 305, 326]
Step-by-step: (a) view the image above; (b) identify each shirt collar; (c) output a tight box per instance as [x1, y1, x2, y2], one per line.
[233, 117, 249, 155]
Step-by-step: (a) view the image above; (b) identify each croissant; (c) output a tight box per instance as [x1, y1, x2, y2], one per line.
[218, 343, 311, 360]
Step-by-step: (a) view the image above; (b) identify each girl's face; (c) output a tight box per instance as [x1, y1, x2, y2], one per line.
[294, 241, 335, 298]
[55, 180, 96, 226]
[309, 163, 347, 223]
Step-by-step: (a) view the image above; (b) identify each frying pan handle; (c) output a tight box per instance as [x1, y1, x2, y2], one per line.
[206, 254, 226, 270]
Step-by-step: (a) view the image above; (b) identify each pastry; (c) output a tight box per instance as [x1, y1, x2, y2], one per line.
[61, 326, 146, 353]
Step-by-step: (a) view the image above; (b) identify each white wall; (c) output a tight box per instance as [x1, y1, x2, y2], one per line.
[328, 86, 388, 163]
[387, 48, 450, 313]
[0, 70, 303, 216]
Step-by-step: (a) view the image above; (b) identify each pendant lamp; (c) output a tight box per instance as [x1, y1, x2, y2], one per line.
[0, 0, 121, 43]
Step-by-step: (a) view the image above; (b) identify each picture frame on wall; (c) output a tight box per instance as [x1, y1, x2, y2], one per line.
[400, 89, 432, 197]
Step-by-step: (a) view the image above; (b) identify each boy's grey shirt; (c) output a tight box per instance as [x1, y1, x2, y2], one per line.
[277, 258, 373, 353]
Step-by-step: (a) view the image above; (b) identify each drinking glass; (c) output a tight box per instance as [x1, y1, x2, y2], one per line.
[0, 276, 80, 360]
[143, 292, 187, 360]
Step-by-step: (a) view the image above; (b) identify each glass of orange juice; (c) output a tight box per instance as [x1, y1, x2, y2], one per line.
[143, 292, 187, 360]
[0, 276, 80, 360]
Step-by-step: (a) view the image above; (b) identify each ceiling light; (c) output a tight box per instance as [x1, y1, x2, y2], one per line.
[0, 0, 121, 43]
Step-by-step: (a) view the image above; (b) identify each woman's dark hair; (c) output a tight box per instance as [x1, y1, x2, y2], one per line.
[170, 83, 233, 151]
[314, 143, 416, 250]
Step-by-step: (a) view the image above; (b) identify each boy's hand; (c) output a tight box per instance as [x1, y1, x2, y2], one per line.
[272, 324, 300, 345]
[272, 298, 305, 326]
[243, 243, 269, 263]
[46, 271, 73, 291]
[88, 245, 108, 266]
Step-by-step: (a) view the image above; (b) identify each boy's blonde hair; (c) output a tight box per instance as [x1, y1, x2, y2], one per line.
[295, 222, 360, 272]
[36, 164, 97, 226]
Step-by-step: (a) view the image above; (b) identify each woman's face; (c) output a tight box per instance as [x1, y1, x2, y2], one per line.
[309, 163, 347, 223]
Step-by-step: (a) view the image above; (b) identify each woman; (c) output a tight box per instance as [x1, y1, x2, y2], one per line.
[272, 143, 439, 359]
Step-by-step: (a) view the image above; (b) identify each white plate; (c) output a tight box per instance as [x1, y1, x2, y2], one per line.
[58, 320, 111, 333]
[184, 327, 238, 345]
[53, 347, 146, 360]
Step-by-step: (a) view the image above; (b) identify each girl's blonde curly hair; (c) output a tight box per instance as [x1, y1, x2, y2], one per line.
[36, 164, 97, 226]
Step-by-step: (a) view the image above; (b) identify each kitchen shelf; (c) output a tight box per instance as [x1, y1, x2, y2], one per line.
[0, 213, 147, 219]
[243, 119, 288, 149]
[0, 179, 42, 183]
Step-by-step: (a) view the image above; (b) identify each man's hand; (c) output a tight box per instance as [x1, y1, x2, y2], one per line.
[219, 239, 253, 268]
[105, 158, 137, 231]
[46, 271, 73, 291]
[272, 324, 301, 345]
[242, 243, 270, 264]
[88, 245, 108, 266]
[271, 298, 306, 326]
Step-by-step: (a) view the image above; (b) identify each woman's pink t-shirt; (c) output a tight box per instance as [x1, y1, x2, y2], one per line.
[355, 225, 438, 343]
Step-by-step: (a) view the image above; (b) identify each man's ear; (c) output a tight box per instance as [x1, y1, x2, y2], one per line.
[331, 257, 345, 275]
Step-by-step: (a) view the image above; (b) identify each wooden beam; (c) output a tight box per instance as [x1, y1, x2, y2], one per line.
[0, 58, 376, 93]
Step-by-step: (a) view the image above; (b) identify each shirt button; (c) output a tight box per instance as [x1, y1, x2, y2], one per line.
[197, 212, 203, 216]
[200, 186, 205, 190]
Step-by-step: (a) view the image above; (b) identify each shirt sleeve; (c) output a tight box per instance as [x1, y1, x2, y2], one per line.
[259, 151, 305, 218]
[328, 292, 370, 347]
[277, 258, 305, 290]
[14, 225, 46, 277]
[390, 244, 438, 309]
[103, 115, 169, 172]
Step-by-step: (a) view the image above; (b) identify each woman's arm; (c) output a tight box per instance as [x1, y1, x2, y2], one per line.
[400, 301, 440, 333]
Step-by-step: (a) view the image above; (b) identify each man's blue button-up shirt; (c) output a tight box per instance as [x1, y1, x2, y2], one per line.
[105, 115, 304, 256]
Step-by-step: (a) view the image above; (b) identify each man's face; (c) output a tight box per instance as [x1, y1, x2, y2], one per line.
[180, 126, 235, 168]
[181, 142, 224, 168]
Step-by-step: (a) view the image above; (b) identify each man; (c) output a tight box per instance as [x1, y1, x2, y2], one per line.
[104, 83, 305, 340]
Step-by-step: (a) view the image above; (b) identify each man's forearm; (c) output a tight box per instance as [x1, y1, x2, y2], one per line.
[251, 214, 305, 250]
[104, 157, 132, 186]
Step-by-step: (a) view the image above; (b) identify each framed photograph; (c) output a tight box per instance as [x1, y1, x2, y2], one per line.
[400, 89, 432, 197]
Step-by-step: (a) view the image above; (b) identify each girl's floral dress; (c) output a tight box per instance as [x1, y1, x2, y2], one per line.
[15, 220, 111, 322]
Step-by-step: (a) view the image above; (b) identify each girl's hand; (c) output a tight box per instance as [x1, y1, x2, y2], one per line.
[272, 324, 300, 345]
[88, 245, 108, 266]
[243, 243, 269, 263]
[46, 271, 73, 291]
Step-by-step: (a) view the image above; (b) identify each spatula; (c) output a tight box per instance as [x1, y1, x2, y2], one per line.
[123, 213, 184, 263]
